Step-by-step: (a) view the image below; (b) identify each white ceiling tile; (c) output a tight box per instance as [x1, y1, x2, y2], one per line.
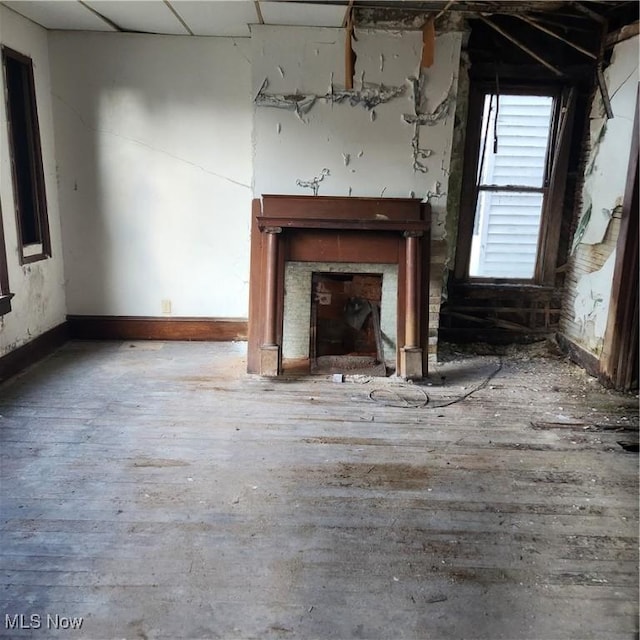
[85, 1, 189, 35]
[259, 2, 346, 28]
[2, 0, 117, 31]
[170, 1, 258, 37]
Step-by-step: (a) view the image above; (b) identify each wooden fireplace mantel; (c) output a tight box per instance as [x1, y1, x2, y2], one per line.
[247, 195, 431, 378]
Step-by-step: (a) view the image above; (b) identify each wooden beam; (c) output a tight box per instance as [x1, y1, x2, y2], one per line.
[421, 17, 436, 68]
[478, 16, 564, 77]
[605, 21, 640, 48]
[514, 15, 597, 59]
[573, 2, 607, 24]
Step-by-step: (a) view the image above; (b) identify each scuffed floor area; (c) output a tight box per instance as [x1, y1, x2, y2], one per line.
[1, 341, 637, 639]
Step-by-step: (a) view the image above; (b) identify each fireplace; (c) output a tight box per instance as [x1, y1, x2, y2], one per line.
[248, 195, 430, 378]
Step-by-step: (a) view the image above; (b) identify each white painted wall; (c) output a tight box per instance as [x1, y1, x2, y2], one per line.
[252, 25, 462, 240]
[0, 6, 67, 357]
[49, 32, 253, 318]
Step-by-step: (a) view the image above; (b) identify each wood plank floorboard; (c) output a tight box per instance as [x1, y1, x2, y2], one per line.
[0, 340, 637, 639]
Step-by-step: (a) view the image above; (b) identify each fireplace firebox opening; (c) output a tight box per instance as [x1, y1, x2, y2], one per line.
[310, 273, 386, 375]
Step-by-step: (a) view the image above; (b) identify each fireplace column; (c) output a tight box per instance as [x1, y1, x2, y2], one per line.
[400, 231, 423, 379]
[260, 227, 282, 376]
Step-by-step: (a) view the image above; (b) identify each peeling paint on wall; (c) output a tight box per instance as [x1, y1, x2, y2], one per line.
[403, 77, 455, 127]
[561, 36, 639, 357]
[424, 181, 445, 204]
[573, 36, 639, 247]
[404, 76, 456, 173]
[573, 249, 616, 343]
[252, 25, 462, 219]
[296, 168, 330, 196]
[255, 76, 406, 117]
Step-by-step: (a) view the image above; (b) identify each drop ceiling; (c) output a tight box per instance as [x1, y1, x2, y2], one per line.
[1, 0, 636, 39]
[1, 1, 350, 37]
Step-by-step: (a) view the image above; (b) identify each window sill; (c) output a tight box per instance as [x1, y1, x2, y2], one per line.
[21, 248, 50, 265]
[0, 293, 14, 316]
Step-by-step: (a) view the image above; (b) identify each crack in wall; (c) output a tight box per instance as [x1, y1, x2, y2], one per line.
[255, 77, 406, 118]
[53, 93, 252, 190]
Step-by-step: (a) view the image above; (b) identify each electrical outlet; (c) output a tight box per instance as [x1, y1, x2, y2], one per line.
[161, 299, 172, 315]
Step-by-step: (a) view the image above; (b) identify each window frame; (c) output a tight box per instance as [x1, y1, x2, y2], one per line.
[454, 82, 569, 286]
[2, 46, 51, 265]
[0, 198, 13, 316]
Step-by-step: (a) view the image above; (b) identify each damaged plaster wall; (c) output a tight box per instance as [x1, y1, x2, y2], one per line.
[252, 25, 462, 360]
[0, 7, 67, 357]
[574, 36, 639, 247]
[49, 32, 253, 317]
[560, 35, 639, 356]
[252, 25, 461, 227]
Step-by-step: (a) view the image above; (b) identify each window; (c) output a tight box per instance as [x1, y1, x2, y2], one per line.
[470, 94, 554, 279]
[2, 46, 51, 264]
[455, 85, 570, 284]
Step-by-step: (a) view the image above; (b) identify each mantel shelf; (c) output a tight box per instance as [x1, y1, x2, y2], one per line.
[257, 217, 430, 233]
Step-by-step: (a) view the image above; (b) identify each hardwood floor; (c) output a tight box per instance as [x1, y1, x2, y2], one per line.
[1, 341, 637, 639]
